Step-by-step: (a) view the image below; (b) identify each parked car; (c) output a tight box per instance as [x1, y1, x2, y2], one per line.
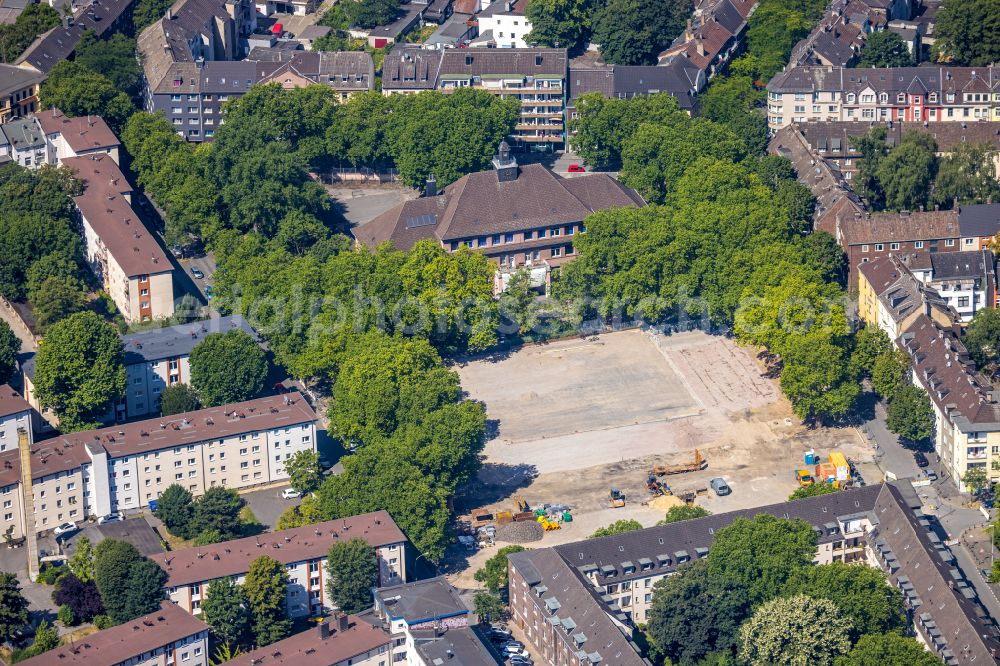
[710, 477, 731, 496]
[567, 164, 586, 173]
[925, 470, 938, 482]
[500, 641, 523, 651]
[504, 646, 529, 658]
[490, 626, 511, 639]
[509, 656, 532, 666]
[205, 284, 214, 299]
[914, 451, 929, 468]
[171, 245, 184, 258]
[53, 522, 79, 537]
[98, 512, 124, 524]
[982, 569, 992, 582]
[191, 266, 205, 279]
[281, 488, 301, 499]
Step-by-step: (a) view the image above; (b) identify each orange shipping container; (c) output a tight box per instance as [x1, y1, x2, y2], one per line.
[815, 462, 837, 483]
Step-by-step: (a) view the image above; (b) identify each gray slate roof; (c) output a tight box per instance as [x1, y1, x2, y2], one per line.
[0, 117, 43, 150]
[414, 627, 500, 666]
[120, 315, 258, 365]
[959, 203, 1000, 238]
[929, 249, 993, 281]
[0, 63, 43, 97]
[15, 0, 134, 73]
[374, 577, 469, 624]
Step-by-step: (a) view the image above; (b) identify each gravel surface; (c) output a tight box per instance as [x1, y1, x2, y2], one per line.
[496, 521, 544, 543]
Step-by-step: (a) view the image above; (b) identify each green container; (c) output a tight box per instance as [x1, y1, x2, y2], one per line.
[562, 512, 573, 522]
[535, 509, 545, 517]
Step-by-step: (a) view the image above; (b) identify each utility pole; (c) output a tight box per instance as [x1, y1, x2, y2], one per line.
[17, 428, 39, 582]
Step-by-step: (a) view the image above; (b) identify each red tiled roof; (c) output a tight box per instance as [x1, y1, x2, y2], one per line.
[35, 109, 119, 154]
[0, 384, 30, 419]
[228, 616, 390, 666]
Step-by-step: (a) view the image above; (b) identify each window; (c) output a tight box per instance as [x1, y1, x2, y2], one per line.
[890, 242, 899, 251]
[958, 296, 970, 307]
[861, 244, 869, 253]
[874, 244, 884, 252]
[915, 241, 923, 249]
[945, 239, 955, 247]
[965, 238, 975, 245]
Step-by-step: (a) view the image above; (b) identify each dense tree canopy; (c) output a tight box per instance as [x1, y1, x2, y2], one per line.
[33, 311, 126, 431]
[0, 573, 29, 642]
[39, 61, 135, 132]
[93, 540, 165, 623]
[933, 142, 1000, 209]
[590, 519, 643, 538]
[75, 32, 142, 95]
[0, 320, 19, 385]
[738, 594, 852, 666]
[53, 573, 104, 624]
[965, 307, 1000, 371]
[325, 538, 378, 614]
[886, 384, 935, 443]
[659, 505, 711, 524]
[159, 384, 200, 416]
[934, 0, 1000, 66]
[243, 555, 292, 647]
[202, 578, 250, 647]
[475, 545, 527, 594]
[189, 329, 268, 406]
[0, 3, 59, 62]
[591, 0, 691, 65]
[857, 31, 914, 67]
[836, 633, 944, 666]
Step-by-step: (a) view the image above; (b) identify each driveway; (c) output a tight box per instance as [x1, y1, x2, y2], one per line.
[242, 486, 301, 530]
[0, 299, 36, 353]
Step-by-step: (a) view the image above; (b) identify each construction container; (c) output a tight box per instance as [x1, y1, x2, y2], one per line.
[495, 511, 514, 524]
[804, 449, 817, 466]
[828, 451, 850, 482]
[513, 512, 535, 522]
[562, 511, 573, 522]
[815, 462, 837, 485]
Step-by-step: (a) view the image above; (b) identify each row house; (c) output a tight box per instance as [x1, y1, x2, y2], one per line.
[0, 64, 43, 123]
[19, 602, 210, 666]
[229, 615, 392, 666]
[857, 257, 1000, 487]
[657, 0, 756, 81]
[767, 65, 1000, 130]
[0, 108, 120, 167]
[154, 512, 407, 618]
[373, 577, 499, 666]
[567, 60, 705, 116]
[382, 48, 567, 152]
[908, 249, 997, 321]
[0, 392, 317, 539]
[355, 143, 643, 284]
[508, 482, 1000, 666]
[15, 0, 135, 75]
[22, 316, 259, 423]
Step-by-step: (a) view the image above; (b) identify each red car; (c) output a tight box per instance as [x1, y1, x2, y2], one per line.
[567, 164, 586, 173]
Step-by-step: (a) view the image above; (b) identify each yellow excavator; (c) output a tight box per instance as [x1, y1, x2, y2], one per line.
[608, 488, 626, 508]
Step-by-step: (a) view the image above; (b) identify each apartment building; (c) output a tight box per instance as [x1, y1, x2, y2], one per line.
[229, 614, 392, 666]
[657, 0, 755, 80]
[0, 393, 317, 538]
[152, 511, 408, 617]
[508, 482, 1000, 666]
[908, 250, 997, 321]
[373, 577, 499, 666]
[0, 64, 43, 122]
[35, 108, 121, 164]
[767, 65, 1000, 130]
[474, 0, 531, 48]
[246, 48, 376, 101]
[66, 152, 175, 323]
[15, 0, 136, 74]
[18, 601, 210, 666]
[567, 60, 705, 115]
[0, 116, 44, 167]
[857, 257, 1000, 486]
[355, 143, 643, 276]
[0, 385, 32, 453]
[382, 48, 567, 152]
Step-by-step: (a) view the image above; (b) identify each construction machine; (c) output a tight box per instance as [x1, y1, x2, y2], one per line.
[651, 449, 707, 476]
[646, 475, 669, 496]
[795, 470, 814, 487]
[515, 496, 530, 512]
[608, 488, 626, 508]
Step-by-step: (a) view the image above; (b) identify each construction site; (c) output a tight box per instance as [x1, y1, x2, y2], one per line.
[450, 329, 873, 582]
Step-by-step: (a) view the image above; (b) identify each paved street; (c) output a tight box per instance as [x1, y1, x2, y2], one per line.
[0, 300, 35, 353]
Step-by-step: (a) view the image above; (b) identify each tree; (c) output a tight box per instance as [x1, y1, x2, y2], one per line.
[202, 578, 250, 646]
[707, 515, 817, 608]
[473, 591, 505, 623]
[857, 31, 914, 67]
[325, 538, 378, 614]
[851, 126, 890, 210]
[68, 536, 95, 582]
[965, 307, 1000, 370]
[75, 31, 142, 95]
[339, 0, 398, 28]
[590, 519, 643, 538]
[779, 333, 860, 424]
[886, 384, 935, 443]
[210, 640, 245, 666]
[243, 555, 292, 647]
[592, 0, 691, 65]
[58, 604, 77, 627]
[525, 0, 595, 53]
[190, 487, 245, 540]
[647, 560, 750, 665]
[0, 572, 29, 642]
[788, 483, 838, 500]
[0, 319, 19, 385]
[94, 539, 165, 623]
[850, 326, 893, 378]
[474, 545, 526, 594]
[17, 620, 60, 660]
[871, 349, 909, 402]
[52, 573, 104, 623]
[29, 274, 87, 331]
[154, 484, 195, 539]
[159, 384, 201, 416]
[963, 466, 989, 494]
[498, 268, 539, 336]
[189, 329, 267, 407]
[38, 61, 135, 132]
[836, 632, 944, 666]
[659, 505, 711, 524]
[875, 132, 938, 212]
[933, 141, 1000, 208]
[33, 311, 126, 431]
[738, 594, 852, 666]
[934, 0, 1000, 66]
[284, 450, 323, 495]
[783, 562, 905, 639]
[0, 3, 59, 62]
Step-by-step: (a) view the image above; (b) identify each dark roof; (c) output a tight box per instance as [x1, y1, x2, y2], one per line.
[414, 627, 501, 666]
[833, 209, 959, 246]
[553, 485, 882, 580]
[120, 316, 258, 365]
[711, 0, 746, 35]
[15, 0, 133, 73]
[153, 511, 405, 586]
[796, 121, 1000, 160]
[382, 47, 443, 90]
[439, 48, 566, 78]
[0, 385, 30, 419]
[228, 616, 391, 666]
[364, 4, 423, 39]
[509, 549, 646, 666]
[375, 577, 468, 624]
[959, 203, 1000, 238]
[18, 602, 208, 666]
[568, 66, 614, 103]
[80, 517, 167, 557]
[356, 164, 643, 249]
[0, 63, 43, 96]
[0, 116, 43, 150]
[930, 249, 993, 280]
[859, 255, 954, 326]
[478, 0, 527, 17]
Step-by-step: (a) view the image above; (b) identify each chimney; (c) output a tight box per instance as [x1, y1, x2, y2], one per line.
[318, 621, 330, 640]
[425, 175, 437, 197]
[696, 41, 706, 57]
[492, 141, 518, 182]
[337, 613, 348, 631]
[166, 7, 173, 19]
[685, 19, 692, 40]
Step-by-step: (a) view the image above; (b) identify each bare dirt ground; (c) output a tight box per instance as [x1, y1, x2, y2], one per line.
[448, 329, 873, 588]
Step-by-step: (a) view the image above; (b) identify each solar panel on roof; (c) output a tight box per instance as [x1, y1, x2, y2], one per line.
[405, 214, 438, 229]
